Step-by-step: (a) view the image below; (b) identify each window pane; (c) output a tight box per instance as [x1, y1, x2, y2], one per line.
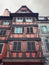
[47, 26, 49, 32]
[16, 18, 23, 22]
[41, 26, 47, 33]
[30, 27, 33, 33]
[0, 44, 3, 53]
[27, 27, 33, 34]
[15, 27, 23, 33]
[0, 30, 6, 36]
[46, 38, 49, 50]
[27, 28, 29, 33]
[31, 42, 35, 50]
[3, 21, 9, 25]
[26, 18, 32, 22]
[27, 42, 31, 51]
[21, 10, 26, 13]
[13, 42, 21, 51]
[13, 42, 17, 50]
[27, 42, 35, 51]
[3, 30, 6, 35]
[0, 30, 2, 35]
[17, 42, 21, 51]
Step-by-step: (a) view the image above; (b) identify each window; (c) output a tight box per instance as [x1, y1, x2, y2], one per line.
[13, 42, 21, 51]
[45, 37, 49, 50]
[16, 17, 23, 22]
[27, 42, 35, 51]
[21, 10, 27, 13]
[41, 26, 49, 33]
[0, 44, 3, 53]
[3, 20, 9, 25]
[15, 27, 23, 34]
[27, 27, 33, 33]
[0, 29, 6, 36]
[25, 17, 32, 22]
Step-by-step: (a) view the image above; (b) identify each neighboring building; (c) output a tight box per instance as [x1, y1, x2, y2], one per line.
[37, 16, 49, 65]
[0, 6, 44, 65]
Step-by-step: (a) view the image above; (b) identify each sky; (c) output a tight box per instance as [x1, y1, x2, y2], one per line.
[0, 0, 49, 16]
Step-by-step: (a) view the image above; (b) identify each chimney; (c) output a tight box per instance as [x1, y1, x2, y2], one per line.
[3, 9, 10, 16]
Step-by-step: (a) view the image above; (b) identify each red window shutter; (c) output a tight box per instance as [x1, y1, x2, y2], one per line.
[13, 53, 17, 58]
[38, 52, 42, 57]
[18, 52, 22, 58]
[32, 52, 36, 58]
[9, 44, 13, 51]
[26, 52, 30, 58]
[6, 52, 9, 58]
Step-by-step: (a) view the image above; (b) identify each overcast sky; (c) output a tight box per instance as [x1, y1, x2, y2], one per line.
[0, 0, 49, 16]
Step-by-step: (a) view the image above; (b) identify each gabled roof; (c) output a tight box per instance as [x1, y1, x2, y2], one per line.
[16, 5, 33, 13]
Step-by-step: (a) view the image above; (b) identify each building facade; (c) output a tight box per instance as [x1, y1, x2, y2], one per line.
[37, 16, 49, 65]
[0, 6, 44, 65]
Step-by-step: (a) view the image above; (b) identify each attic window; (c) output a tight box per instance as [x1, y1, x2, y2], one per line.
[25, 17, 32, 22]
[0, 44, 3, 54]
[21, 10, 27, 13]
[3, 20, 9, 25]
[16, 17, 23, 22]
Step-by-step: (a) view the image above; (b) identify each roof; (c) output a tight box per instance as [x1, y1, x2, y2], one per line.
[0, 16, 12, 20]
[10, 13, 38, 19]
[16, 6, 33, 13]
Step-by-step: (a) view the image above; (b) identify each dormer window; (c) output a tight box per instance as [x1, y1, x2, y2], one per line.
[3, 20, 9, 25]
[25, 17, 32, 22]
[16, 17, 23, 22]
[21, 10, 27, 13]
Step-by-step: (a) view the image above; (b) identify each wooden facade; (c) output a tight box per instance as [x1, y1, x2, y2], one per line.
[0, 6, 44, 65]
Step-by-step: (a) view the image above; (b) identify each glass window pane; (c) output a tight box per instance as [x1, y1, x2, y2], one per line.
[16, 18, 23, 22]
[0, 29, 6, 36]
[27, 28, 29, 33]
[13, 42, 17, 50]
[27, 42, 31, 51]
[15, 27, 23, 33]
[27, 42, 35, 51]
[3, 21, 9, 25]
[31, 42, 35, 50]
[41, 26, 47, 33]
[0, 44, 3, 53]
[17, 42, 21, 51]
[30, 27, 33, 33]
[26, 18, 32, 22]
[47, 26, 49, 32]
[46, 38, 49, 50]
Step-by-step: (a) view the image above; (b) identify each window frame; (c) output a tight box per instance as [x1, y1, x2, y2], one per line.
[26, 27, 34, 34]
[13, 42, 21, 52]
[0, 29, 6, 36]
[14, 27, 23, 34]
[0, 43, 4, 55]
[27, 42, 35, 51]
[25, 17, 33, 22]
[3, 20, 10, 25]
[16, 17, 23, 22]
[45, 37, 49, 51]
[41, 26, 49, 34]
